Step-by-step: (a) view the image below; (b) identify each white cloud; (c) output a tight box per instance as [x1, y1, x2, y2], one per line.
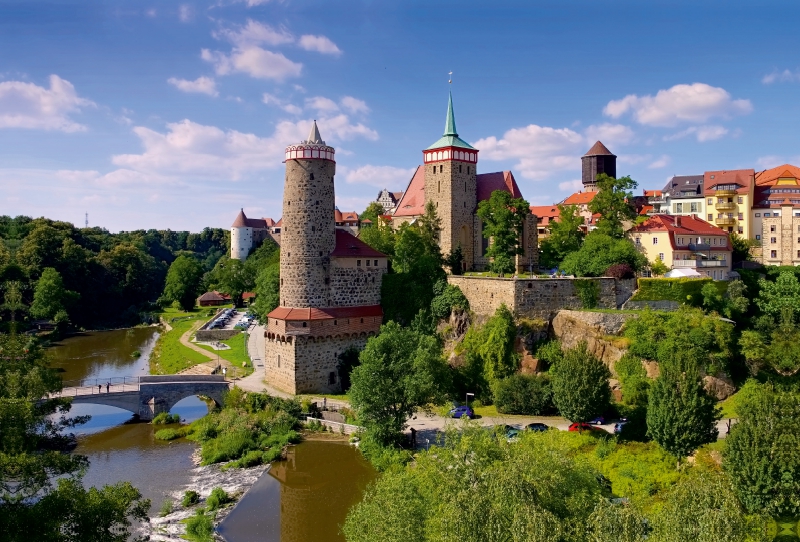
[584, 123, 635, 147]
[604, 83, 752, 127]
[178, 4, 192, 22]
[664, 125, 728, 142]
[341, 165, 416, 188]
[298, 34, 341, 56]
[320, 114, 378, 141]
[202, 46, 302, 81]
[648, 155, 671, 169]
[618, 154, 651, 165]
[762, 69, 800, 84]
[215, 19, 293, 47]
[558, 179, 583, 192]
[474, 124, 584, 180]
[0, 75, 94, 132]
[262, 93, 302, 114]
[167, 76, 218, 97]
[305, 96, 339, 113]
[340, 96, 369, 114]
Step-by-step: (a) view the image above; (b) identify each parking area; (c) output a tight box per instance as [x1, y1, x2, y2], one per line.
[205, 308, 258, 331]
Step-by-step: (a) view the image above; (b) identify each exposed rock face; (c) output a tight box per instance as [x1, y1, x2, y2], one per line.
[642, 360, 661, 379]
[703, 374, 736, 401]
[551, 310, 638, 374]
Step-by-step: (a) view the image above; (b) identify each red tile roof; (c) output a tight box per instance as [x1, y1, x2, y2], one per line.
[393, 166, 426, 217]
[639, 204, 653, 215]
[331, 229, 387, 258]
[335, 209, 359, 223]
[584, 141, 615, 156]
[644, 190, 662, 197]
[530, 205, 560, 226]
[631, 214, 732, 251]
[562, 191, 598, 206]
[476, 171, 523, 202]
[197, 291, 226, 302]
[755, 164, 800, 186]
[242, 292, 255, 299]
[703, 169, 755, 195]
[268, 304, 383, 321]
[231, 208, 275, 229]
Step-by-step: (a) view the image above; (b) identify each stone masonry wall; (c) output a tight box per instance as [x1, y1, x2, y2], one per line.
[280, 158, 336, 308]
[425, 159, 477, 269]
[195, 329, 241, 342]
[329, 259, 387, 307]
[448, 276, 636, 320]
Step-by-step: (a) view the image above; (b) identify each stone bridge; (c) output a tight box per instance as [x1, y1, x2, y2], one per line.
[55, 375, 230, 421]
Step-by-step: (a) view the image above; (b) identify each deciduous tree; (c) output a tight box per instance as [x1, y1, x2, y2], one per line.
[160, 254, 204, 310]
[360, 202, 386, 223]
[588, 174, 638, 238]
[560, 233, 646, 277]
[539, 204, 585, 269]
[29, 267, 79, 322]
[477, 190, 530, 275]
[550, 342, 611, 423]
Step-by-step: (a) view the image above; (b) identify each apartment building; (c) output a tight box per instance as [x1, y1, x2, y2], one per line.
[703, 169, 755, 238]
[647, 175, 705, 217]
[752, 164, 800, 265]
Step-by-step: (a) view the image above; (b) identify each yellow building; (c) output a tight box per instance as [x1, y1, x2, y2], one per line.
[629, 214, 733, 280]
[703, 169, 755, 238]
[751, 164, 800, 265]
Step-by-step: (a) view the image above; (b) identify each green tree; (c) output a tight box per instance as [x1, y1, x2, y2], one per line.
[588, 174, 638, 238]
[539, 204, 585, 269]
[755, 269, 800, 320]
[649, 258, 669, 277]
[724, 386, 800, 517]
[550, 342, 611, 423]
[729, 232, 757, 263]
[29, 267, 79, 322]
[443, 245, 464, 275]
[560, 233, 646, 277]
[418, 201, 443, 265]
[477, 190, 531, 275]
[358, 217, 396, 258]
[360, 202, 386, 223]
[429, 279, 469, 321]
[349, 322, 451, 445]
[393, 223, 426, 274]
[160, 254, 204, 310]
[250, 264, 280, 321]
[646, 366, 719, 458]
[207, 257, 251, 306]
[0, 327, 149, 541]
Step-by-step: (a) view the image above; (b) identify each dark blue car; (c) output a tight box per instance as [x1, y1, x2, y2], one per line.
[448, 405, 474, 419]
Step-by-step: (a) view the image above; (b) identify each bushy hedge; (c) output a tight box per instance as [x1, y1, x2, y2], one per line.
[493, 373, 554, 415]
[632, 277, 726, 305]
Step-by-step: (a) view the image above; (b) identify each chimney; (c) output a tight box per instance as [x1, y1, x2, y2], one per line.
[675, 216, 681, 227]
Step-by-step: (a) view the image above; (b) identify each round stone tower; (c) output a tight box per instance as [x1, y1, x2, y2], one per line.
[279, 121, 336, 308]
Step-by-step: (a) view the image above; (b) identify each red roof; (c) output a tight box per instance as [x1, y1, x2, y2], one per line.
[331, 229, 387, 258]
[584, 141, 615, 156]
[703, 169, 754, 195]
[631, 214, 732, 251]
[639, 205, 653, 216]
[231, 208, 275, 229]
[644, 190, 662, 197]
[475, 171, 523, 203]
[335, 209, 359, 223]
[562, 191, 598, 206]
[755, 164, 800, 186]
[268, 304, 383, 321]
[275, 218, 283, 227]
[530, 205, 560, 226]
[197, 291, 225, 302]
[242, 292, 255, 299]
[393, 166, 426, 217]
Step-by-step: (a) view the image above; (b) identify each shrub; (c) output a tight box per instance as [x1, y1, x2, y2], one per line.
[605, 263, 635, 279]
[430, 280, 469, 321]
[632, 277, 723, 305]
[182, 490, 200, 508]
[533, 339, 563, 367]
[152, 412, 180, 425]
[184, 509, 214, 540]
[130, 349, 142, 358]
[205, 487, 232, 511]
[154, 428, 181, 441]
[493, 373, 553, 415]
[575, 279, 600, 309]
[159, 498, 173, 517]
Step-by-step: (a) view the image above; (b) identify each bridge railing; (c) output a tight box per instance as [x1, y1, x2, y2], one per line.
[56, 376, 141, 397]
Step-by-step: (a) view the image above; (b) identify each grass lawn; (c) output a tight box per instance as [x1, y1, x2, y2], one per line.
[195, 332, 253, 376]
[150, 307, 222, 375]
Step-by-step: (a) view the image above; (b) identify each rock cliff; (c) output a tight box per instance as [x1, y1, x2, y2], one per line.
[551, 310, 638, 374]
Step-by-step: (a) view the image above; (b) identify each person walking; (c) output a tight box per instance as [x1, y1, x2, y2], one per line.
[410, 427, 417, 449]
[98, 384, 102, 394]
[106, 382, 110, 393]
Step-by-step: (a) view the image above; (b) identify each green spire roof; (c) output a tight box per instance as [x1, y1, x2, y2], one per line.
[425, 91, 475, 151]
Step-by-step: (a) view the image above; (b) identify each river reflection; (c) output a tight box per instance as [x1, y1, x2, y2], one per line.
[217, 439, 377, 542]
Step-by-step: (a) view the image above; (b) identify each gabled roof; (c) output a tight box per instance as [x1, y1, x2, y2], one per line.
[426, 92, 475, 150]
[197, 291, 226, 302]
[639, 204, 653, 216]
[476, 171, 522, 202]
[562, 191, 598, 206]
[392, 166, 426, 217]
[335, 210, 359, 223]
[631, 215, 731, 251]
[755, 164, 800, 186]
[530, 205, 560, 226]
[643, 190, 662, 197]
[583, 141, 615, 157]
[331, 229, 387, 258]
[703, 169, 755, 195]
[268, 304, 383, 321]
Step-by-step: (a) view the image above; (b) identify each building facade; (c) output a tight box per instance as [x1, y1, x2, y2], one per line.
[629, 214, 732, 280]
[375, 188, 404, 213]
[264, 123, 388, 394]
[581, 141, 616, 192]
[703, 169, 755, 237]
[391, 93, 538, 273]
[230, 211, 279, 260]
[645, 175, 705, 217]
[751, 165, 800, 265]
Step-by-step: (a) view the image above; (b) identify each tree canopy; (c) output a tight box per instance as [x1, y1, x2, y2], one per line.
[360, 202, 386, 223]
[588, 174, 638, 238]
[560, 233, 646, 277]
[539, 204, 584, 269]
[549, 342, 611, 423]
[477, 190, 530, 275]
[160, 255, 205, 310]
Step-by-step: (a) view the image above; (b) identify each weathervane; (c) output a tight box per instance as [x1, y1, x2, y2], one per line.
[448, 71, 452, 84]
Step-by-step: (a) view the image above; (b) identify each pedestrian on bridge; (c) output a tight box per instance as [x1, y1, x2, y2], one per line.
[106, 382, 110, 393]
[98, 384, 101, 394]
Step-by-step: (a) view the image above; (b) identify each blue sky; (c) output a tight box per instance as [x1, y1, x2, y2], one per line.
[2, 0, 800, 232]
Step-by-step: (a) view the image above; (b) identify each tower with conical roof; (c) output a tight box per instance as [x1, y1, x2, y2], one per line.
[581, 141, 616, 192]
[423, 92, 478, 271]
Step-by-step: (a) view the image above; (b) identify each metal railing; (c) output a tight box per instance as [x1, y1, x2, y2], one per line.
[715, 216, 736, 226]
[55, 376, 141, 397]
[715, 201, 736, 211]
[715, 189, 736, 197]
[672, 259, 726, 268]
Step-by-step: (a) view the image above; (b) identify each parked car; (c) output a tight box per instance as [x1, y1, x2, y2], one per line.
[613, 421, 628, 434]
[588, 416, 606, 425]
[568, 422, 596, 432]
[525, 422, 549, 432]
[448, 405, 474, 419]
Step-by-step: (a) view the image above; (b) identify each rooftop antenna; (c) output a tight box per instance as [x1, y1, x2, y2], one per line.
[85, 212, 88, 228]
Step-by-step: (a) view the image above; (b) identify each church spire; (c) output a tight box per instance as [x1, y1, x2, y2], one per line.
[305, 120, 325, 145]
[443, 91, 457, 137]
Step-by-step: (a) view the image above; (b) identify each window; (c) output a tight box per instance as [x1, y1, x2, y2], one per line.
[658, 253, 664, 261]
[302, 322, 307, 328]
[277, 355, 280, 368]
[737, 227, 743, 234]
[690, 202, 700, 213]
[677, 237, 682, 245]
[357, 259, 361, 266]
[771, 250, 778, 258]
[771, 225, 776, 232]
[738, 197, 743, 204]
[765, 213, 771, 217]
[708, 214, 713, 221]
[756, 235, 761, 240]
[721, 238, 726, 246]
[635, 237, 641, 246]
[328, 372, 336, 385]
[653, 237, 658, 245]
[738, 213, 743, 220]
[707, 198, 713, 205]
[755, 213, 761, 217]
[374, 260, 378, 266]
[366, 259, 370, 266]
[771, 237, 777, 244]
[775, 212, 781, 217]
[674, 203, 683, 213]
[459, 165, 462, 173]
[713, 238, 717, 245]
[438, 180, 440, 193]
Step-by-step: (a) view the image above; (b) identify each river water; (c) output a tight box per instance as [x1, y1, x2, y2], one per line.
[49, 328, 376, 541]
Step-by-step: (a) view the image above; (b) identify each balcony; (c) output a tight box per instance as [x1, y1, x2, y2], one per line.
[715, 216, 736, 227]
[673, 259, 726, 268]
[715, 189, 736, 197]
[715, 201, 736, 211]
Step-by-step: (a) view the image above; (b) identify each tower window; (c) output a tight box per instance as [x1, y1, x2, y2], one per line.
[465, 181, 467, 191]
[438, 181, 440, 193]
[302, 322, 307, 327]
[357, 259, 361, 266]
[312, 225, 315, 232]
[459, 165, 462, 173]
[310, 173, 315, 180]
[328, 372, 336, 385]
[316, 200, 319, 205]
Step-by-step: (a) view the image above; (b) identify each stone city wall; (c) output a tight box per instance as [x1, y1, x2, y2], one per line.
[329, 262, 386, 307]
[195, 329, 241, 342]
[266, 314, 382, 338]
[447, 276, 636, 320]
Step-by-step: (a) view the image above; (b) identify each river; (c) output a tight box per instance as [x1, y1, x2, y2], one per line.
[49, 328, 376, 541]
